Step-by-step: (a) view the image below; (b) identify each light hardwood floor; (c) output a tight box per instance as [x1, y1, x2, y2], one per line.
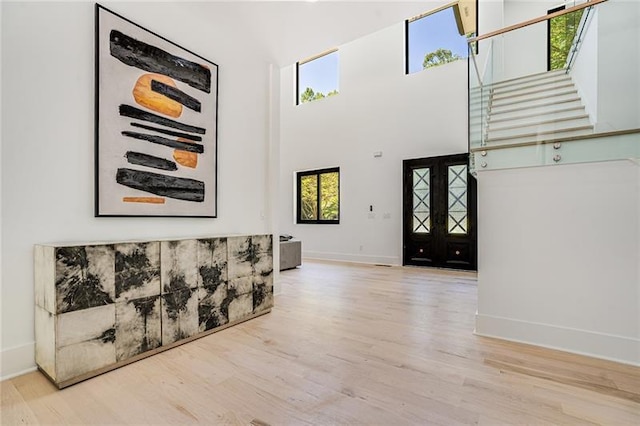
[2, 260, 639, 425]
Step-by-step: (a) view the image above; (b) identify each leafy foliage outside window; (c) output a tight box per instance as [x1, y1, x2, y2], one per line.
[300, 87, 339, 104]
[406, 6, 471, 74]
[297, 168, 340, 224]
[423, 48, 462, 69]
[549, 8, 584, 70]
[297, 50, 339, 105]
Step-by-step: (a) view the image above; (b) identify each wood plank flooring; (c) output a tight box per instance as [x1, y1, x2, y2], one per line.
[2, 260, 639, 424]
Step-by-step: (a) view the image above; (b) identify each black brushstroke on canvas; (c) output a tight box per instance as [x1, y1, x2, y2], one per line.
[122, 131, 204, 154]
[151, 80, 202, 112]
[130, 122, 202, 142]
[115, 244, 159, 298]
[119, 105, 206, 134]
[125, 151, 178, 171]
[55, 247, 114, 313]
[110, 30, 211, 93]
[116, 168, 205, 202]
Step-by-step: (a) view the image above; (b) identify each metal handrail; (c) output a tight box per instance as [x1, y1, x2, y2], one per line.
[565, 5, 594, 72]
[467, 0, 608, 44]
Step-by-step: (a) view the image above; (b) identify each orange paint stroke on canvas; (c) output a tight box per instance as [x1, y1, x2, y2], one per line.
[173, 138, 198, 168]
[132, 73, 182, 118]
[122, 197, 166, 204]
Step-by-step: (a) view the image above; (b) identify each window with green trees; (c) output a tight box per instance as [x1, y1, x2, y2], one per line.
[297, 168, 340, 224]
[296, 50, 339, 105]
[405, 2, 476, 74]
[548, 6, 584, 70]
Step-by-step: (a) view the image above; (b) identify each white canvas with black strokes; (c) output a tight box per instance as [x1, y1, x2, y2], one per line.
[115, 296, 161, 361]
[161, 240, 198, 294]
[96, 5, 218, 217]
[55, 245, 115, 314]
[196, 238, 229, 331]
[115, 242, 160, 302]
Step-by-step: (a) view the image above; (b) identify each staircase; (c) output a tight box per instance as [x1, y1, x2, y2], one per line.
[471, 69, 594, 148]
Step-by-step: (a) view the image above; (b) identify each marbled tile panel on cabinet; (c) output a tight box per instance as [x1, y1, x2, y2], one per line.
[161, 287, 199, 345]
[161, 240, 198, 294]
[115, 242, 160, 302]
[115, 295, 162, 361]
[55, 245, 115, 314]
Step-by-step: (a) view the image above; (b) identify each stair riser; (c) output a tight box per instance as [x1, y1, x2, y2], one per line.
[489, 109, 587, 128]
[491, 93, 580, 111]
[492, 76, 572, 95]
[489, 69, 567, 89]
[488, 118, 592, 139]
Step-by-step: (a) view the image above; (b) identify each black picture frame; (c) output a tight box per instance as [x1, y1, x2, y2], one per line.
[95, 4, 219, 217]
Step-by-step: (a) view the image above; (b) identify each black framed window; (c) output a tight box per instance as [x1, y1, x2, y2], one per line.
[296, 168, 340, 224]
[405, 0, 478, 74]
[296, 49, 339, 105]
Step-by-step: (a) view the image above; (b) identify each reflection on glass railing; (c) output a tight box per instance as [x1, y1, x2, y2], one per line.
[467, 0, 639, 174]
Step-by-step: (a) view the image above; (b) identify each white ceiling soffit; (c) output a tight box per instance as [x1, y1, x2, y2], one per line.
[186, 1, 454, 66]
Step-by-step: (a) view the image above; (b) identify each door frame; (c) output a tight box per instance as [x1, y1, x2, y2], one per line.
[402, 153, 477, 270]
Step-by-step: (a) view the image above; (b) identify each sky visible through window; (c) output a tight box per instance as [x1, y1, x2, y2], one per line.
[298, 7, 469, 100]
[298, 51, 339, 103]
[407, 7, 469, 74]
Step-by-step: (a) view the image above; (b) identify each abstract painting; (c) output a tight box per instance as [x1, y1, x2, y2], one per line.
[96, 5, 218, 217]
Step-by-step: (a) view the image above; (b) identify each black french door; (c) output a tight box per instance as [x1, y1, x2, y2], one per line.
[402, 153, 477, 270]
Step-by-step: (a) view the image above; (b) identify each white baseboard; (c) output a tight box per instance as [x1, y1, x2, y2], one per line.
[303, 251, 400, 266]
[475, 313, 640, 367]
[1, 342, 37, 381]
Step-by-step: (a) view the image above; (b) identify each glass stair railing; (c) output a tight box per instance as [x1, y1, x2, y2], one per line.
[468, 0, 639, 174]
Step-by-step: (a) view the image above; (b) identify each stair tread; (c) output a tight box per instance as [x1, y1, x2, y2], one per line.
[492, 76, 572, 95]
[488, 70, 568, 90]
[489, 68, 567, 85]
[490, 98, 583, 116]
[487, 125, 594, 143]
[492, 82, 574, 100]
[491, 90, 579, 108]
[488, 114, 590, 133]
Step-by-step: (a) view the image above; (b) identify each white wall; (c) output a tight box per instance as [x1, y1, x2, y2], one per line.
[594, 0, 640, 132]
[570, 7, 598, 123]
[476, 160, 640, 365]
[501, 0, 560, 81]
[279, 23, 468, 265]
[0, 1, 276, 379]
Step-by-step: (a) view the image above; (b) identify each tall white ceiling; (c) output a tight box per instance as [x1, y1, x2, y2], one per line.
[184, 1, 452, 66]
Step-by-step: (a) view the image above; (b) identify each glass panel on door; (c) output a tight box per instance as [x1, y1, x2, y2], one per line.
[412, 168, 431, 233]
[448, 164, 468, 234]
